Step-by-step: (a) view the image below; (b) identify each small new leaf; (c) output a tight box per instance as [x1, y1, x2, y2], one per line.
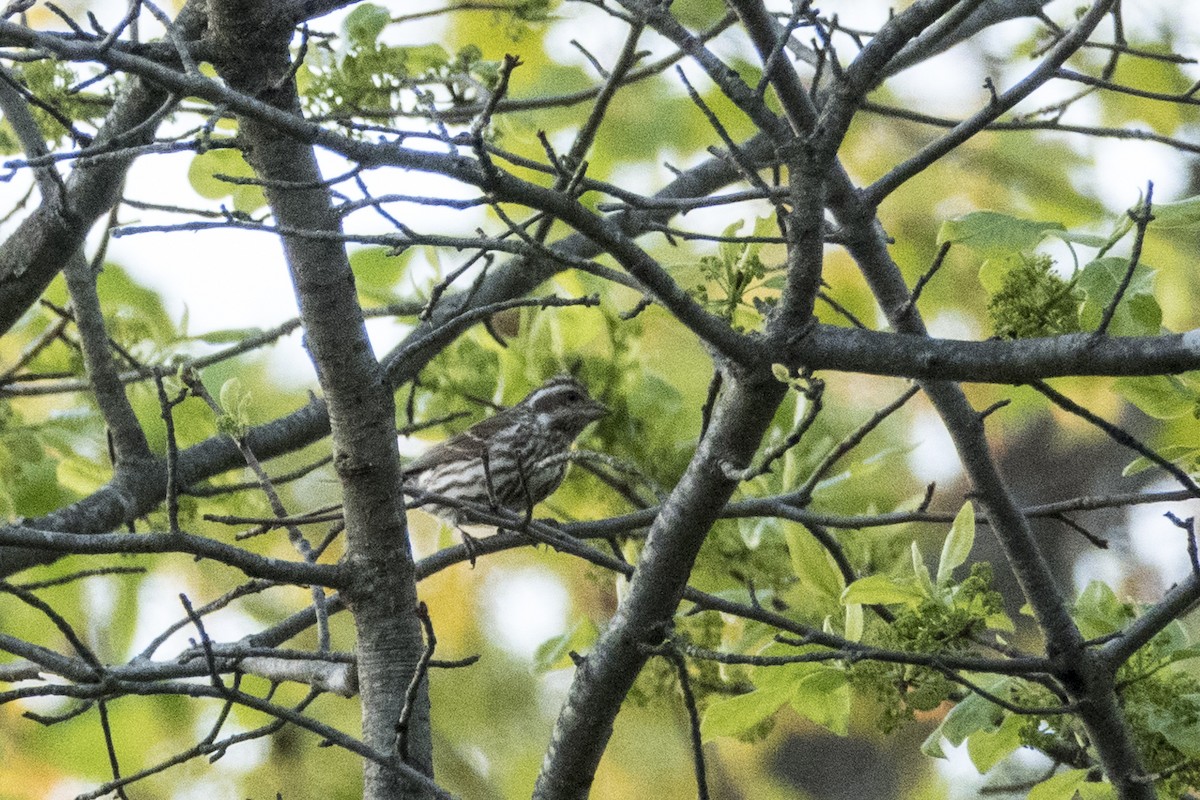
[218, 377, 253, 434]
[912, 541, 934, 597]
[842, 573, 926, 607]
[844, 602, 864, 642]
[343, 3, 390, 47]
[937, 502, 975, 586]
[1077, 257, 1161, 336]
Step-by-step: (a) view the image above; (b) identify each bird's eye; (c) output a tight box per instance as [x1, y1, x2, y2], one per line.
[567, 391, 581, 403]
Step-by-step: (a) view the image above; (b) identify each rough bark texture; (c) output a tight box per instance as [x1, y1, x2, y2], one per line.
[205, 1, 432, 794]
[533, 371, 787, 799]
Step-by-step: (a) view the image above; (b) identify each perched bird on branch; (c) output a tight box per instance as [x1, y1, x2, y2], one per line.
[403, 375, 607, 525]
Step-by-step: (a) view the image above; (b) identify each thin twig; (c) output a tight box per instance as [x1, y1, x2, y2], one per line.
[722, 373, 824, 481]
[1164, 512, 1200, 575]
[395, 602, 436, 762]
[662, 646, 709, 800]
[96, 699, 131, 800]
[153, 370, 186, 532]
[789, 383, 920, 504]
[1031, 379, 1200, 499]
[1094, 182, 1153, 337]
[897, 241, 951, 320]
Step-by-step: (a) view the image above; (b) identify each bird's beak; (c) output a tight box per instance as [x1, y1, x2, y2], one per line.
[585, 398, 608, 422]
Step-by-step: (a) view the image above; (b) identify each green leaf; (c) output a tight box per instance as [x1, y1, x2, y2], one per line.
[219, 377, 253, 430]
[1077, 783, 1117, 800]
[700, 682, 789, 741]
[912, 541, 934, 597]
[844, 602, 863, 642]
[966, 713, 1022, 773]
[841, 573, 926, 607]
[1073, 580, 1134, 639]
[187, 148, 267, 214]
[937, 502, 975, 586]
[1150, 620, 1194, 661]
[343, 3, 391, 47]
[1077, 257, 1161, 336]
[1147, 194, 1200, 229]
[921, 728, 946, 759]
[717, 220, 746, 267]
[1102, 53, 1192, 135]
[1048, 229, 1109, 247]
[96, 264, 178, 346]
[1163, 644, 1200, 666]
[1028, 769, 1089, 800]
[1145, 693, 1200, 756]
[351, 246, 414, 305]
[938, 210, 1065, 256]
[532, 619, 598, 672]
[986, 610, 1016, 633]
[1102, 212, 1136, 254]
[1114, 375, 1196, 419]
[1122, 445, 1199, 477]
[783, 521, 844, 601]
[790, 668, 850, 735]
[940, 677, 1011, 745]
[978, 252, 1024, 294]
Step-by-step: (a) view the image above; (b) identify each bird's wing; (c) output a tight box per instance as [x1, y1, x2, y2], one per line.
[402, 412, 513, 475]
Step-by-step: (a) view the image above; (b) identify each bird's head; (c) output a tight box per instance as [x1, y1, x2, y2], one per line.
[524, 375, 608, 437]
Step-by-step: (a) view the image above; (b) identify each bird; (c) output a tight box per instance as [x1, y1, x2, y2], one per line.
[402, 375, 607, 526]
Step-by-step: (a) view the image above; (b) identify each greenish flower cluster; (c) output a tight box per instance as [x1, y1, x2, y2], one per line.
[850, 563, 1004, 731]
[889, 563, 1004, 651]
[988, 254, 1081, 339]
[1012, 636, 1200, 795]
[1120, 667, 1200, 796]
[694, 249, 768, 323]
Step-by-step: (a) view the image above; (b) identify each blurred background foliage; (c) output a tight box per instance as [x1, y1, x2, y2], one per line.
[2, 0, 1200, 798]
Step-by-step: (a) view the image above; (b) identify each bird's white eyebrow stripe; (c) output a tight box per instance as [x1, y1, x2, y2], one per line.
[526, 379, 584, 405]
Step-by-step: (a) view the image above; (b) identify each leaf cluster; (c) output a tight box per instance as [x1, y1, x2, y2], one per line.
[301, 5, 500, 121]
[0, 60, 109, 151]
[919, 580, 1200, 796]
[850, 562, 1005, 732]
[689, 217, 782, 330]
[937, 208, 1170, 340]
